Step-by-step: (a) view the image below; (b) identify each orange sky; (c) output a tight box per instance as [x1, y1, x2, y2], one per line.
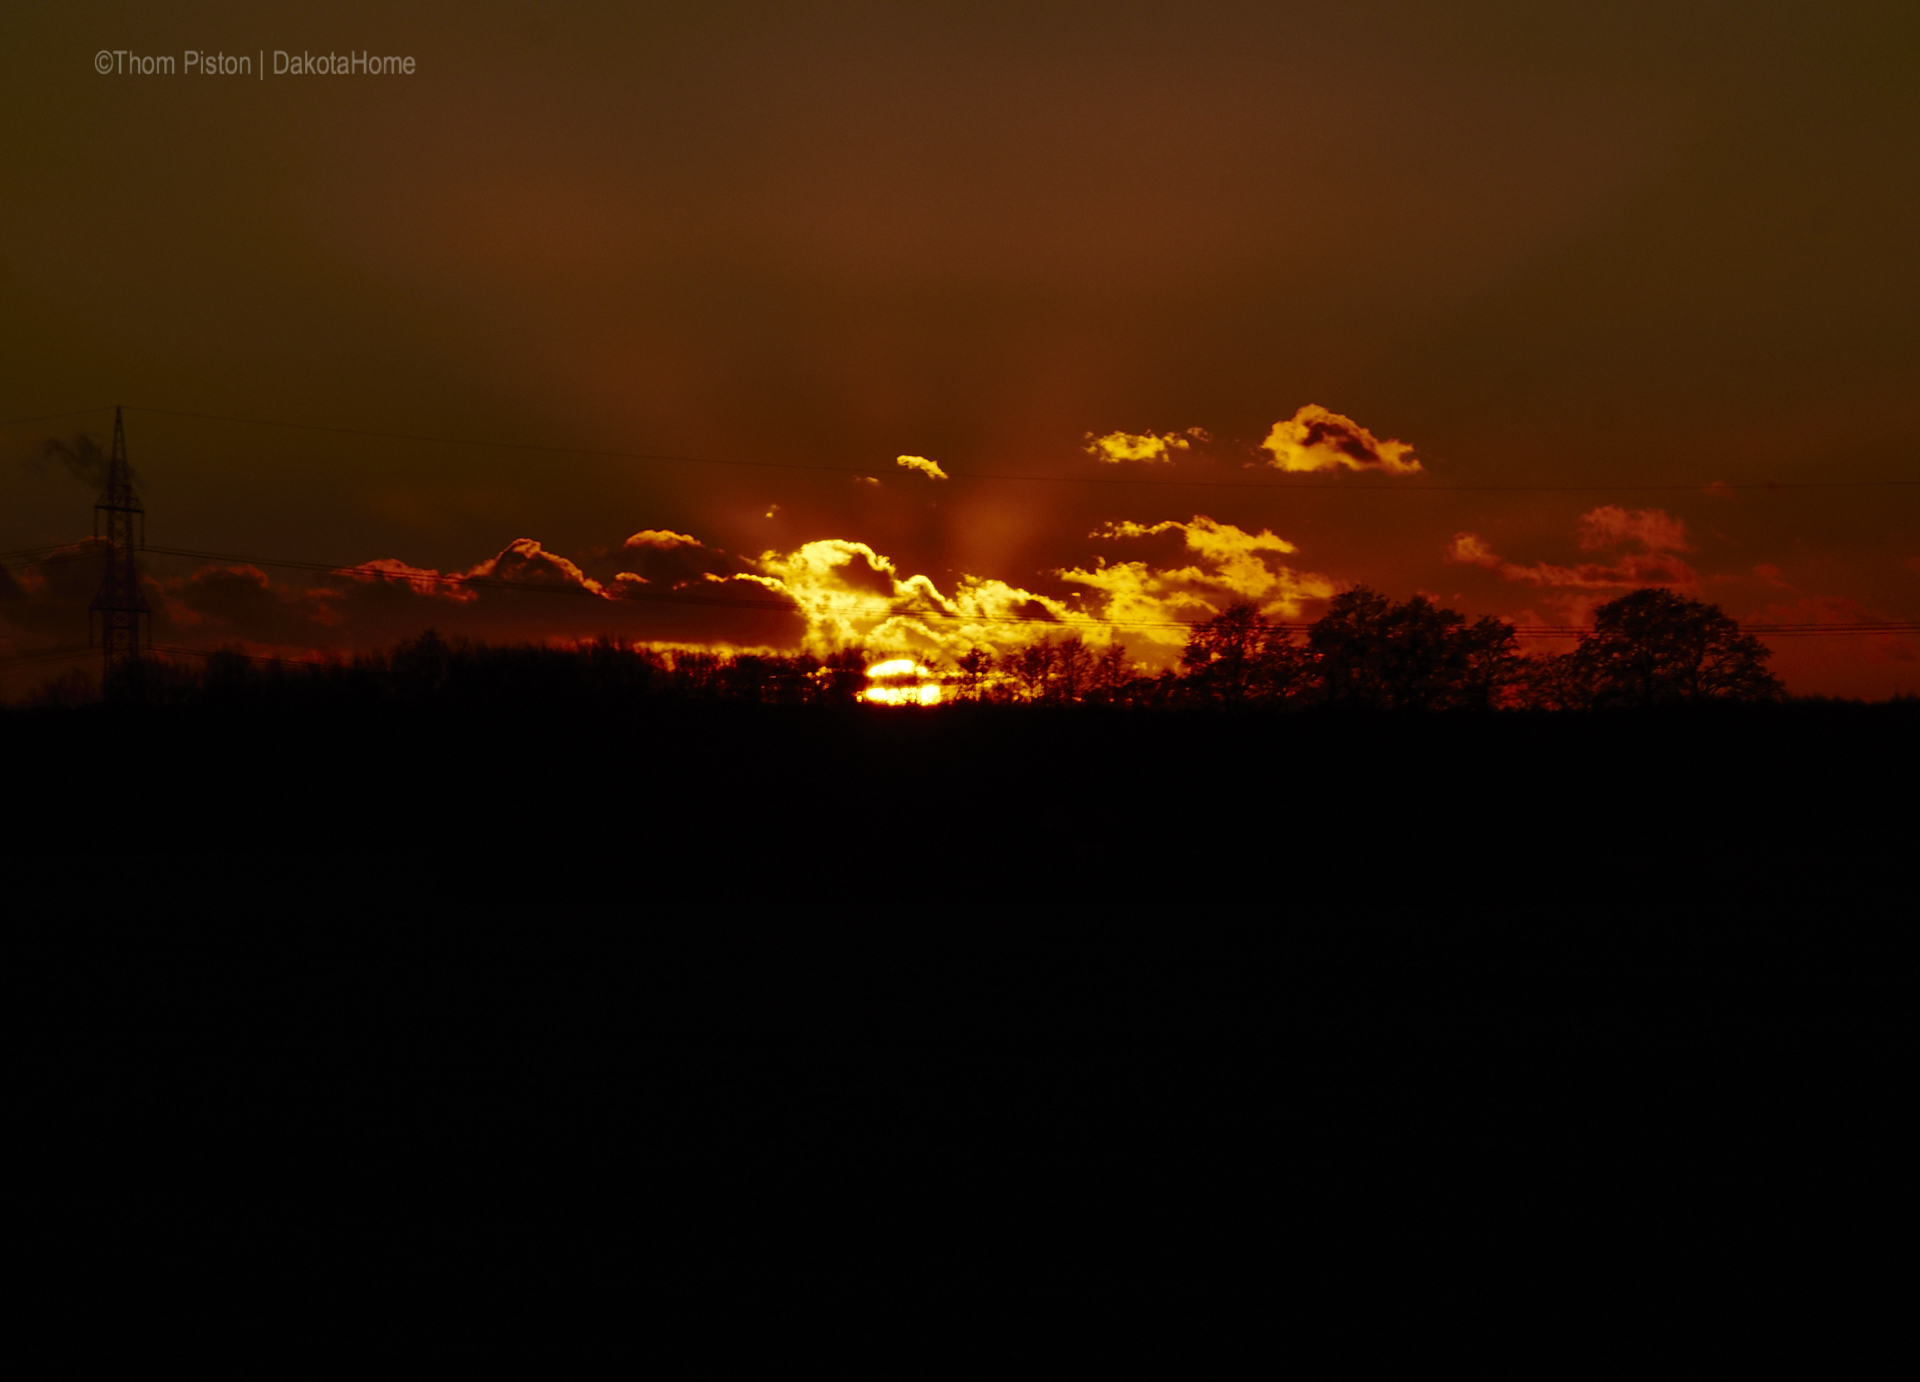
[3, 2, 1915, 697]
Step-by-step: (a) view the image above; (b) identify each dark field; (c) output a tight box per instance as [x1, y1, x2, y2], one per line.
[9, 692, 1910, 1353]
[5, 688, 1913, 914]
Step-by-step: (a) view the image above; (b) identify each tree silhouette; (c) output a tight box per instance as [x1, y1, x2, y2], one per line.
[1086, 642, 1133, 702]
[1564, 588, 1781, 707]
[1010, 638, 1055, 702]
[390, 628, 452, 699]
[1517, 649, 1589, 712]
[954, 647, 994, 701]
[1180, 603, 1310, 704]
[1306, 589, 1519, 710]
[818, 647, 870, 704]
[1051, 635, 1094, 703]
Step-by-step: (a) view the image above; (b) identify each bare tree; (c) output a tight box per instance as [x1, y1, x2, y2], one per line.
[1009, 638, 1054, 702]
[1086, 642, 1133, 701]
[1051, 635, 1093, 703]
[954, 647, 994, 701]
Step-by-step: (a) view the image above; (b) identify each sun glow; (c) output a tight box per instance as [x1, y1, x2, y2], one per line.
[862, 657, 942, 706]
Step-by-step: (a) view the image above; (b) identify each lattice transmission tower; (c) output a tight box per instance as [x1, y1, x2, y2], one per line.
[90, 405, 149, 687]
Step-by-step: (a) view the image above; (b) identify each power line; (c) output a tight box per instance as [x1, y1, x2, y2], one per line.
[0, 541, 104, 569]
[151, 643, 306, 667]
[4, 527, 1916, 636]
[11, 534, 1918, 634]
[0, 407, 114, 429]
[62, 541, 1920, 638]
[7, 538, 1917, 637]
[9, 606, 1913, 682]
[140, 544, 1918, 636]
[0, 644, 96, 669]
[138, 542, 1196, 631]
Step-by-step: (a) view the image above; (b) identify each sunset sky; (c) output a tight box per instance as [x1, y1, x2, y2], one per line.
[3, 1, 1915, 697]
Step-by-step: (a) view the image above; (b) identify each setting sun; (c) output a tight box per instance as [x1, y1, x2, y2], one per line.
[862, 658, 941, 706]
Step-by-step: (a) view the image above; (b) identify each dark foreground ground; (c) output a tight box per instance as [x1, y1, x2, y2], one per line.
[6, 700, 1911, 1358]
[4, 696, 1913, 912]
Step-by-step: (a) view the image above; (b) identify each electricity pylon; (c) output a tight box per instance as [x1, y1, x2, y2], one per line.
[90, 406, 149, 687]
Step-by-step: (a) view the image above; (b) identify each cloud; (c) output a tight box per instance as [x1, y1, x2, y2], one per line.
[165, 563, 332, 644]
[0, 541, 109, 643]
[1259, 405, 1421, 474]
[346, 558, 472, 599]
[464, 537, 608, 595]
[1576, 505, 1690, 553]
[0, 516, 1327, 677]
[1058, 516, 1333, 653]
[1446, 534, 1501, 569]
[1448, 507, 1697, 623]
[624, 528, 699, 549]
[422, 538, 799, 647]
[1739, 563, 1791, 590]
[895, 454, 949, 481]
[129, 536, 803, 657]
[744, 537, 1081, 661]
[1447, 534, 1695, 591]
[1084, 428, 1206, 464]
[610, 530, 741, 589]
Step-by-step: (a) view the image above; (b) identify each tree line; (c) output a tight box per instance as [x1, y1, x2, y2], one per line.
[937, 586, 1782, 710]
[16, 585, 1784, 711]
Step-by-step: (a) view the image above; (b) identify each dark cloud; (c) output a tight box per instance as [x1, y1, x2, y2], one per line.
[592, 530, 744, 590]
[163, 564, 330, 648]
[0, 541, 107, 641]
[128, 538, 805, 656]
[1448, 508, 1700, 629]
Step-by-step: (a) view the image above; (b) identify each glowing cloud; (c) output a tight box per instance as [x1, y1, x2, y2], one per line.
[1059, 516, 1333, 653]
[610, 530, 742, 590]
[1259, 405, 1421, 474]
[463, 538, 607, 595]
[895, 455, 949, 481]
[1084, 428, 1206, 464]
[745, 538, 1087, 661]
[623, 529, 701, 550]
